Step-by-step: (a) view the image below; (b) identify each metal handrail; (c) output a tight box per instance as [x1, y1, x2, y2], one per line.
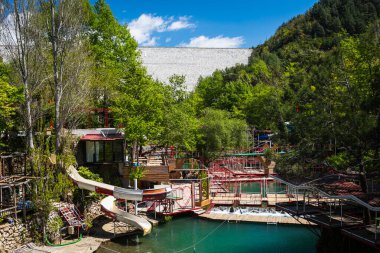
[270, 175, 380, 212]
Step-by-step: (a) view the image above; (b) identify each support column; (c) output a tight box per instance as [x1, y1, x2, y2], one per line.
[134, 179, 138, 215]
[296, 188, 299, 213]
[207, 177, 210, 199]
[13, 186, 17, 220]
[375, 211, 377, 241]
[113, 220, 116, 237]
[199, 181, 202, 205]
[340, 199, 343, 226]
[329, 203, 332, 223]
[317, 193, 320, 207]
[303, 191, 306, 212]
[23, 184, 26, 220]
[191, 182, 195, 209]
[275, 180, 277, 205]
[23, 154, 26, 176]
[154, 202, 157, 219]
[264, 177, 266, 198]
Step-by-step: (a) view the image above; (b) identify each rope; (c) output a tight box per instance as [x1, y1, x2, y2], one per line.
[173, 219, 228, 253]
[45, 233, 82, 246]
[99, 245, 122, 253]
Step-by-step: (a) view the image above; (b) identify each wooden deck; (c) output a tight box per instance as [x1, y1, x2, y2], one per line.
[199, 213, 314, 225]
[276, 201, 322, 215]
[214, 177, 273, 183]
[212, 193, 263, 206]
[121, 165, 170, 182]
[211, 193, 301, 207]
[276, 201, 364, 228]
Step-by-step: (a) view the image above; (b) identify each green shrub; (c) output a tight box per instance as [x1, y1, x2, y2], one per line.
[163, 215, 172, 223]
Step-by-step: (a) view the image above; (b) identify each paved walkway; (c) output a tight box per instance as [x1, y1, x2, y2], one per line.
[28, 217, 140, 253]
[31, 236, 108, 253]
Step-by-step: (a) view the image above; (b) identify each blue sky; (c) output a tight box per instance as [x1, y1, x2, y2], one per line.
[101, 0, 318, 48]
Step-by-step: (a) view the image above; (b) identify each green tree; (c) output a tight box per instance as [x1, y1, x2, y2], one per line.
[331, 21, 380, 193]
[113, 74, 166, 162]
[168, 74, 187, 103]
[0, 60, 22, 148]
[245, 83, 283, 130]
[89, 0, 139, 109]
[160, 75, 199, 152]
[41, 0, 92, 155]
[198, 108, 248, 160]
[89, 0, 165, 163]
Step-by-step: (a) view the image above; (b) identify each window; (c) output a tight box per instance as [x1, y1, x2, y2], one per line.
[86, 141, 95, 163]
[84, 140, 124, 163]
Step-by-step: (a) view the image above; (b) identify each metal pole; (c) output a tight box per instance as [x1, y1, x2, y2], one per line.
[199, 181, 203, 204]
[252, 128, 255, 150]
[340, 200, 343, 226]
[134, 179, 138, 215]
[303, 191, 306, 212]
[375, 211, 377, 241]
[13, 186, 17, 220]
[264, 177, 267, 198]
[275, 180, 277, 204]
[154, 202, 157, 219]
[113, 220, 116, 237]
[23, 184, 26, 220]
[329, 203, 332, 222]
[317, 192, 320, 207]
[191, 182, 195, 209]
[296, 189, 299, 213]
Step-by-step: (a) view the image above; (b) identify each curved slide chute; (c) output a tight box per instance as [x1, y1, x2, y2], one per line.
[67, 165, 170, 235]
[100, 196, 152, 235]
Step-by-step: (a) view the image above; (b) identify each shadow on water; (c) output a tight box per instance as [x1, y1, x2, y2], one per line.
[110, 234, 143, 247]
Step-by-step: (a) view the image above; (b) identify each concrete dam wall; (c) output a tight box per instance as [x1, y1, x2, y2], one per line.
[139, 47, 253, 90]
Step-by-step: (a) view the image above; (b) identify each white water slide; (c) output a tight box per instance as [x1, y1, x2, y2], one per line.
[67, 165, 171, 235]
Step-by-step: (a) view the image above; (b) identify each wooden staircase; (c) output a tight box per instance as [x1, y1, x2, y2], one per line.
[59, 205, 83, 227]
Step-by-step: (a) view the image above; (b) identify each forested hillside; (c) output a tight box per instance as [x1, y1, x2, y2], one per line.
[193, 0, 380, 184]
[1, 0, 378, 181]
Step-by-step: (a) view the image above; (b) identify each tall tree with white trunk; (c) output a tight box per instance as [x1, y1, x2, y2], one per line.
[42, 0, 91, 155]
[0, 0, 40, 154]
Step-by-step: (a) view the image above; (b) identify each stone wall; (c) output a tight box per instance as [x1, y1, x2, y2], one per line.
[0, 222, 32, 252]
[140, 47, 253, 90]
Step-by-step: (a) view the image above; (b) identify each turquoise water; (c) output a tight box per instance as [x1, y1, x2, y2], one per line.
[229, 182, 286, 194]
[96, 217, 317, 253]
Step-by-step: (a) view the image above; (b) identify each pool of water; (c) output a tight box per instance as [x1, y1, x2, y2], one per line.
[211, 206, 292, 217]
[229, 182, 286, 194]
[96, 217, 318, 253]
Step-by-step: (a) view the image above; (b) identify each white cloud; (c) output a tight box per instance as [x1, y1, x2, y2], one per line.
[0, 14, 18, 60]
[179, 35, 244, 48]
[167, 16, 195, 31]
[128, 14, 167, 46]
[142, 37, 159, 47]
[0, 14, 17, 44]
[128, 14, 195, 46]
